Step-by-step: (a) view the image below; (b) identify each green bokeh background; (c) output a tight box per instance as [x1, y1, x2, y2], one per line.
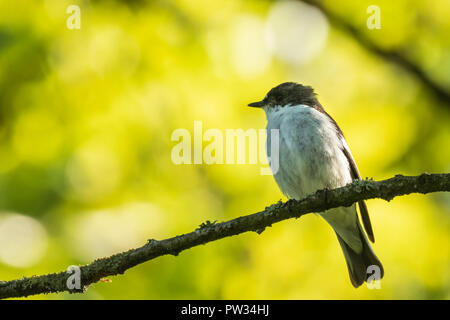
[0, 0, 449, 299]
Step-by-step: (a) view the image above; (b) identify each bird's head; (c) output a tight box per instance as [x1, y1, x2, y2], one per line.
[248, 82, 319, 110]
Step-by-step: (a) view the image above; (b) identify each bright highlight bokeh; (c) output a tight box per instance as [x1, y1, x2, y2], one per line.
[0, 0, 448, 299]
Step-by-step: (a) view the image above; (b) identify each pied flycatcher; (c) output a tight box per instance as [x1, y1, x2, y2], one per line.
[249, 82, 384, 287]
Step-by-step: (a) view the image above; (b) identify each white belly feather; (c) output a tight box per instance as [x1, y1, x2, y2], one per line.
[265, 105, 362, 252]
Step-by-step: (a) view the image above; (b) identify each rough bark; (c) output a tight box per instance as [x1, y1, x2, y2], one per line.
[0, 173, 449, 299]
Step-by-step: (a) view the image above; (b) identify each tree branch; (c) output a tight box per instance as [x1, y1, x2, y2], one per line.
[298, 0, 450, 105]
[0, 173, 449, 299]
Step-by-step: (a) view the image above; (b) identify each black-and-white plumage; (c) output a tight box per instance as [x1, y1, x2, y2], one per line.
[249, 82, 383, 287]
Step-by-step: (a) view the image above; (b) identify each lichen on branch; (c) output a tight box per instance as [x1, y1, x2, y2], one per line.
[0, 173, 449, 299]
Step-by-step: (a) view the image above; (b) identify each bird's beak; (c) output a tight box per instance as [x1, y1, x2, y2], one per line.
[248, 100, 265, 108]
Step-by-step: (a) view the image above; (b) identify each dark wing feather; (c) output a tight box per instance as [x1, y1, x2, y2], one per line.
[312, 103, 375, 243]
[341, 144, 375, 243]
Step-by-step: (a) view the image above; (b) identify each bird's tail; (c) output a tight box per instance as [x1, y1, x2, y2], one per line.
[336, 221, 384, 288]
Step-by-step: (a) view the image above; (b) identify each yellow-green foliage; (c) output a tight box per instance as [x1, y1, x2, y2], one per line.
[0, 0, 448, 299]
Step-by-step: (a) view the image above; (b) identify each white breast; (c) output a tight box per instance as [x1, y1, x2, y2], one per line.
[265, 104, 352, 200]
[265, 104, 362, 250]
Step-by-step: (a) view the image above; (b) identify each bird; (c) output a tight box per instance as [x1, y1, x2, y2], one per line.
[248, 82, 384, 287]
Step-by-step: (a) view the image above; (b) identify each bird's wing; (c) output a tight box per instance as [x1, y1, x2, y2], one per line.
[312, 103, 375, 242]
[340, 138, 375, 243]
